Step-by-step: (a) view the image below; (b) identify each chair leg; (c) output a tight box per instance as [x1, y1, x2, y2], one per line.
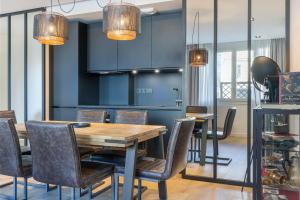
[198, 137, 201, 158]
[189, 137, 193, 162]
[193, 138, 197, 162]
[23, 177, 28, 200]
[88, 185, 92, 200]
[114, 174, 119, 200]
[111, 175, 115, 200]
[158, 181, 167, 200]
[137, 179, 142, 200]
[57, 186, 62, 200]
[13, 177, 17, 200]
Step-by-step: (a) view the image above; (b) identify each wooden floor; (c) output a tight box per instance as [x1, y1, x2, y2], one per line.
[0, 175, 252, 200]
[0, 136, 252, 200]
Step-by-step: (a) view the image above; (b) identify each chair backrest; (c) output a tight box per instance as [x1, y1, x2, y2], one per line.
[162, 118, 195, 180]
[26, 121, 82, 187]
[77, 110, 107, 123]
[0, 119, 23, 177]
[186, 106, 207, 114]
[186, 106, 207, 129]
[0, 110, 17, 124]
[220, 107, 237, 140]
[115, 110, 148, 125]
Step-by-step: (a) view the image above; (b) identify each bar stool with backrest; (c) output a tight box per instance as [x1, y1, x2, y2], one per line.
[195, 107, 237, 166]
[114, 118, 195, 200]
[186, 106, 208, 162]
[0, 110, 31, 155]
[0, 119, 32, 200]
[25, 121, 114, 200]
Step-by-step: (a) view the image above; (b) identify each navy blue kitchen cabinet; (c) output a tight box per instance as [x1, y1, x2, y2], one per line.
[87, 22, 118, 72]
[117, 17, 152, 71]
[151, 12, 185, 69]
[53, 22, 79, 107]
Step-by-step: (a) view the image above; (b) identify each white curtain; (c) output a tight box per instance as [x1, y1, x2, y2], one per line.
[187, 44, 214, 113]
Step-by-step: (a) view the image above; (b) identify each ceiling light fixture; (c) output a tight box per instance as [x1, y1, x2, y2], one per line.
[33, 0, 74, 45]
[132, 70, 138, 74]
[189, 11, 208, 67]
[154, 69, 160, 73]
[97, 0, 141, 41]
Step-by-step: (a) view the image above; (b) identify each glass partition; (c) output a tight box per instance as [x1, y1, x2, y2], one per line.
[0, 17, 8, 110]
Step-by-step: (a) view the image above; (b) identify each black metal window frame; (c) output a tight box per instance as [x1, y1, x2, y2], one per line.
[182, 0, 291, 187]
[0, 7, 46, 120]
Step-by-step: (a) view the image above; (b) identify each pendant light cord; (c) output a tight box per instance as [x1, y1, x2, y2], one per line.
[58, 0, 76, 13]
[96, 0, 112, 8]
[191, 11, 200, 48]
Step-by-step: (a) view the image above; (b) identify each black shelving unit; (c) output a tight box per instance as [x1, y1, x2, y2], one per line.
[253, 105, 300, 200]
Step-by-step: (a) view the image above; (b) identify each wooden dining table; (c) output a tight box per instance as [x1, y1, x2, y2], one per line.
[186, 113, 215, 166]
[15, 122, 167, 200]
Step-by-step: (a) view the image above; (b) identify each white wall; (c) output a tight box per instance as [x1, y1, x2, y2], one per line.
[290, 0, 300, 72]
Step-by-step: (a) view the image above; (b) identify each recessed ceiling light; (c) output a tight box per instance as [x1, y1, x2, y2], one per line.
[132, 70, 138, 74]
[179, 68, 183, 72]
[154, 69, 160, 73]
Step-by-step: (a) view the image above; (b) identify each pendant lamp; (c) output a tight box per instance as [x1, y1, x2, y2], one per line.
[189, 11, 208, 67]
[33, 0, 72, 45]
[102, 1, 141, 41]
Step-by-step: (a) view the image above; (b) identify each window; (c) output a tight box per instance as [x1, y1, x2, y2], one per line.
[218, 49, 253, 101]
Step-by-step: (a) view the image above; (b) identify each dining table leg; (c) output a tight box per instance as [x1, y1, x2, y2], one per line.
[200, 119, 208, 166]
[122, 140, 138, 200]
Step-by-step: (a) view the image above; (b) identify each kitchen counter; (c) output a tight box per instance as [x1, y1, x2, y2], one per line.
[77, 105, 183, 111]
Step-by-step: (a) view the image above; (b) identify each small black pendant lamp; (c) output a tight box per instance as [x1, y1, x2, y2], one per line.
[189, 11, 208, 67]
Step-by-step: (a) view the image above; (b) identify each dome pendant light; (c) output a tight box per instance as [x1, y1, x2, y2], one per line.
[103, 1, 141, 41]
[33, 0, 71, 45]
[189, 11, 208, 67]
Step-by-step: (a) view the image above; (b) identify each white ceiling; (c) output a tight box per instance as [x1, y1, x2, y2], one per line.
[187, 0, 286, 44]
[1, 0, 286, 44]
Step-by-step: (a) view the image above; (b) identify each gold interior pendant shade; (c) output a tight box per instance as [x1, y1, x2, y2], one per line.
[103, 3, 141, 41]
[189, 48, 208, 67]
[33, 12, 68, 45]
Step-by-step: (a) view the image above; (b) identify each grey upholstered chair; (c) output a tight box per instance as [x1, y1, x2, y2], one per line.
[115, 110, 148, 125]
[76, 110, 108, 158]
[91, 110, 149, 165]
[77, 110, 107, 123]
[25, 121, 114, 200]
[0, 110, 31, 155]
[186, 106, 208, 162]
[114, 118, 195, 200]
[195, 107, 237, 166]
[0, 119, 32, 200]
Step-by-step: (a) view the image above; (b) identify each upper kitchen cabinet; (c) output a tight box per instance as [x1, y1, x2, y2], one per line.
[151, 12, 185, 69]
[118, 16, 152, 71]
[53, 22, 79, 107]
[87, 22, 118, 72]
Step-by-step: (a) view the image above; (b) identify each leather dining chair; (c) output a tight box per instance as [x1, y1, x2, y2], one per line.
[185, 106, 208, 162]
[195, 107, 237, 166]
[77, 110, 108, 123]
[25, 121, 114, 200]
[76, 110, 108, 158]
[91, 110, 149, 165]
[114, 118, 195, 200]
[0, 119, 32, 200]
[0, 110, 30, 155]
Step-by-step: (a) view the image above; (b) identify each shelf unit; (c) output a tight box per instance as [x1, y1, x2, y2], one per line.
[253, 105, 300, 200]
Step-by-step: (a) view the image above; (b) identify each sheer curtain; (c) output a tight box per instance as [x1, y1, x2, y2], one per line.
[187, 44, 214, 113]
